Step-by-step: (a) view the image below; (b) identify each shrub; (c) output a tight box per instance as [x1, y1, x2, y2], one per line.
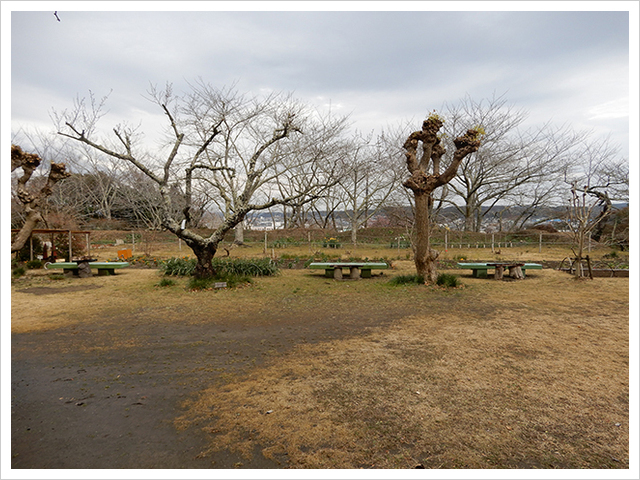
[436, 273, 461, 288]
[26, 259, 44, 269]
[389, 274, 424, 286]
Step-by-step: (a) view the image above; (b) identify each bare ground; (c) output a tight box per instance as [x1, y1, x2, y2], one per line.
[10, 264, 629, 470]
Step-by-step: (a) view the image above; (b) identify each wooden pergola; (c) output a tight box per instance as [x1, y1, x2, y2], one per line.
[11, 229, 92, 261]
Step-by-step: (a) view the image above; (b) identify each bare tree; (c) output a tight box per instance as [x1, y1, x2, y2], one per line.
[402, 114, 482, 283]
[11, 144, 71, 253]
[56, 82, 349, 277]
[442, 94, 584, 232]
[563, 137, 628, 278]
[335, 133, 404, 244]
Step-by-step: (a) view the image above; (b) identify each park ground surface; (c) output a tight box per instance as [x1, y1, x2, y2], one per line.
[10, 249, 630, 470]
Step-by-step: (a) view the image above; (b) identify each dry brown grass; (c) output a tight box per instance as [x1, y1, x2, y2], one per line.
[11, 252, 630, 469]
[171, 268, 629, 469]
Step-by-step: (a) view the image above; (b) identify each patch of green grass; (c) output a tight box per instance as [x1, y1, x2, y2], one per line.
[389, 274, 424, 286]
[186, 273, 252, 291]
[156, 277, 177, 287]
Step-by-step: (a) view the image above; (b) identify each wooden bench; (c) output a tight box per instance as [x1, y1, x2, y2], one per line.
[308, 262, 388, 279]
[45, 261, 130, 276]
[456, 262, 542, 279]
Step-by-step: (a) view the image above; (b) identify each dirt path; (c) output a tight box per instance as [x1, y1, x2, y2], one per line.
[11, 269, 424, 469]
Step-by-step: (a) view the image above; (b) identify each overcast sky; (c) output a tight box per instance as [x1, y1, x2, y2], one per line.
[6, 3, 636, 160]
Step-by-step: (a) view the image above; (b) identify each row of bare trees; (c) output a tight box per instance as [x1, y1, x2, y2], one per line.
[11, 84, 629, 279]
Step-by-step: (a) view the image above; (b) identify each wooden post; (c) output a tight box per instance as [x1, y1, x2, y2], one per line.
[539, 232, 542, 253]
[491, 233, 495, 253]
[29, 235, 34, 261]
[586, 255, 594, 280]
[86, 233, 90, 258]
[68, 230, 73, 261]
[445, 231, 448, 251]
[264, 231, 268, 254]
[178, 238, 182, 252]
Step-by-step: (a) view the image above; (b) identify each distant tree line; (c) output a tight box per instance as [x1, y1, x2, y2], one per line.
[11, 87, 629, 275]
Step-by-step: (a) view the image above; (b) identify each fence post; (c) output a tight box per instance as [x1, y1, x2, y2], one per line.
[178, 238, 182, 252]
[264, 231, 268, 254]
[445, 231, 448, 250]
[491, 233, 495, 253]
[539, 233, 542, 253]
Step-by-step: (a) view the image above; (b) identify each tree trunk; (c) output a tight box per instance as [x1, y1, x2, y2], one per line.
[414, 193, 438, 283]
[234, 223, 244, 245]
[189, 242, 218, 278]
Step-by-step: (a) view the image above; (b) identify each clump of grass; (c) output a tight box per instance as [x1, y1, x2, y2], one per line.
[49, 273, 65, 281]
[156, 277, 176, 287]
[213, 258, 278, 277]
[436, 273, 461, 288]
[389, 274, 424, 286]
[160, 257, 196, 276]
[12, 266, 26, 278]
[160, 257, 279, 277]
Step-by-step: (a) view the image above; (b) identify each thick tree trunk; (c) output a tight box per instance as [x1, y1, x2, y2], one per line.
[188, 242, 218, 278]
[414, 193, 439, 284]
[234, 224, 244, 245]
[11, 211, 43, 253]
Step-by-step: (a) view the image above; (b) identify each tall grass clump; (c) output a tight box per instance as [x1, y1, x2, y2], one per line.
[160, 257, 196, 276]
[161, 257, 278, 291]
[212, 257, 279, 277]
[436, 273, 461, 288]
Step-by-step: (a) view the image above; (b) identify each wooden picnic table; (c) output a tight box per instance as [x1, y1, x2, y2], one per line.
[308, 262, 388, 280]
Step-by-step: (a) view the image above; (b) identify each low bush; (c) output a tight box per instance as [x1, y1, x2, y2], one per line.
[26, 259, 44, 269]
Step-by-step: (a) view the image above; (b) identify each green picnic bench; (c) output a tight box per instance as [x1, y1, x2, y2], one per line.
[456, 262, 542, 279]
[45, 261, 130, 276]
[308, 262, 388, 280]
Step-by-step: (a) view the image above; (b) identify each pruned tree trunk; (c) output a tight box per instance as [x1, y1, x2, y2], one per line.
[402, 116, 481, 284]
[414, 193, 439, 283]
[11, 145, 71, 253]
